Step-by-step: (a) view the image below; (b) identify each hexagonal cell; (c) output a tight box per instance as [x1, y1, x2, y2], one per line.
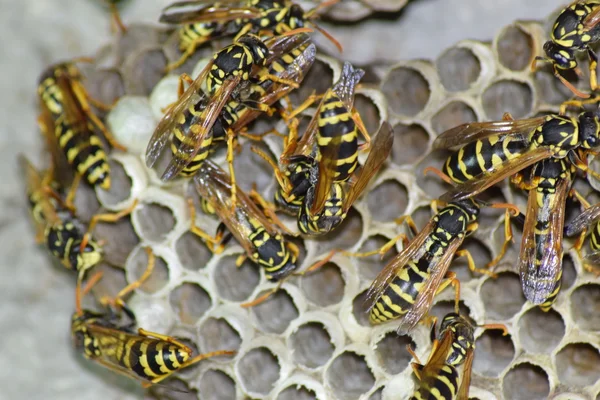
[570, 283, 600, 331]
[312, 208, 363, 253]
[127, 248, 170, 294]
[93, 209, 139, 267]
[518, 307, 565, 354]
[436, 46, 482, 92]
[147, 378, 197, 400]
[391, 123, 430, 166]
[214, 255, 261, 302]
[169, 282, 212, 325]
[115, 24, 169, 63]
[352, 290, 372, 327]
[237, 347, 281, 396]
[556, 343, 600, 387]
[533, 69, 571, 105]
[251, 289, 299, 334]
[355, 235, 399, 281]
[354, 93, 381, 137]
[375, 332, 414, 375]
[366, 180, 408, 222]
[123, 48, 168, 96]
[301, 262, 345, 307]
[382, 66, 431, 117]
[198, 369, 237, 400]
[84, 69, 125, 116]
[175, 231, 212, 271]
[96, 159, 132, 207]
[277, 385, 316, 400]
[482, 79, 533, 120]
[431, 101, 477, 135]
[326, 351, 375, 400]
[415, 150, 455, 199]
[289, 322, 335, 369]
[134, 202, 176, 242]
[232, 141, 276, 194]
[502, 363, 550, 400]
[496, 25, 535, 71]
[87, 263, 128, 306]
[481, 272, 526, 319]
[198, 317, 242, 353]
[473, 327, 515, 377]
[451, 238, 493, 282]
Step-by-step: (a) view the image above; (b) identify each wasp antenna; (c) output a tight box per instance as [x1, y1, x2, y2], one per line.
[556, 70, 590, 98]
[311, 22, 343, 53]
[306, 0, 340, 19]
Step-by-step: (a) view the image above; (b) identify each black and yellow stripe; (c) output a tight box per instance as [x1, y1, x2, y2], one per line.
[247, 218, 297, 281]
[411, 364, 459, 400]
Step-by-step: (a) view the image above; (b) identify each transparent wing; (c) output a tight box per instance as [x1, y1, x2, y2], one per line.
[565, 202, 600, 236]
[21, 155, 61, 226]
[159, 0, 261, 24]
[263, 32, 312, 65]
[331, 61, 364, 110]
[456, 348, 475, 400]
[416, 330, 455, 395]
[583, 4, 600, 31]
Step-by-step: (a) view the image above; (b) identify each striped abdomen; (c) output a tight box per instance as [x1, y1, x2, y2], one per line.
[589, 221, 600, 252]
[119, 337, 189, 381]
[298, 182, 344, 236]
[317, 92, 359, 182]
[179, 22, 221, 51]
[443, 135, 527, 184]
[410, 364, 459, 400]
[248, 218, 297, 281]
[539, 270, 562, 312]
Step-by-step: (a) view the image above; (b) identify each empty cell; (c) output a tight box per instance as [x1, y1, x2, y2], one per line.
[354, 94, 381, 137]
[356, 235, 399, 281]
[451, 238, 493, 282]
[289, 322, 335, 369]
[85, 69, 125, 114]
[134, 202, 176, 242]
[367, 180, 408, 222]
[233, 141, 276, 194]
[415, 151, 455, 199]
[556, 343, 600, 387]
[382, 66, 431, 117]
[237, 347, 281, 395]
[436, 46, 482, 92]
[391, 123, 430, 166]
[518, 308, 565, 354]
[326, 351, 375, 400]
[375, 332, 414, 375]
[214, 256, 260, 302]
[481, 272, 526, 319]
[96, 159, 132, 207]
[369, 387, 383, 400]
[411, 205, 434, 231]
[277, 385, 317, 400]
[431, 101, 477, 136]
[496, 26, 534, 71]
[251, 289, 299, 334]
[198, 318, 242, 353]
[93, 211, 139, 267]
[123, 49, 168, 96]
[533, 69, 571, 106]
[482, 80, 533, 120]
[198, 369, 237, 400]
[175, 231, 212, 271]
[127, 248, 170, 294]
[473, 328, 515, 377]
[313, 208, 363, 253]
[148, 378, 197, 400]
[301, 263, 345, 307]
[352, 290, 372, 327]
[116, 24, 168, 61]
[502, 363, 550, 400]
[87, 264, 128, 306]
[169, 282, 212, 325]
[570, 284, 600, 331]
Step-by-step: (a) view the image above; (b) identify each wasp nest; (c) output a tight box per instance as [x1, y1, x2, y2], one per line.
[47, 8, 600, 400]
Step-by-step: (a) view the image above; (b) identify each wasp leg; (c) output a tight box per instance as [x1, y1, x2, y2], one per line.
[109, 1, 127, 34]
[165, 38, 212, 73]
[455, 249, 496, 278]
[187, 198, 225, 254]
[79, 199, 138, 253]
[351, 107, 371, 151]
[486, 208, 514, 269]
[479, 323, 509, 336]
[226, 129, 238, 211]
[284, 91, 324, 120]
[75, 270, 105, 315]
[423, 166, 454, 185]
[63, 173, 82, 212]
[407, 345, 423, 371]
[588, 47, 598, 92]
[248, 188, 295, 235]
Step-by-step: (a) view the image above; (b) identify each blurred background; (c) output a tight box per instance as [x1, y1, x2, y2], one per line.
[0, 0, 567, 399]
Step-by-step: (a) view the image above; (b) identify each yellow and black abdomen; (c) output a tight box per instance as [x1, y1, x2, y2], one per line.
[247, 218, 297, 281]
[410, 364, 459, 400]
[124, 337, 189, 380]
[178, 21, 222, 52]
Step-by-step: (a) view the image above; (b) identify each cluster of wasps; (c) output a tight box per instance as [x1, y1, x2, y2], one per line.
[23, 0, 600, 398]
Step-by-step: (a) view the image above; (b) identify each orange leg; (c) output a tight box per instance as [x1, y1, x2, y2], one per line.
[187, 198, 224, 253]
[423, 166, 454, 184]
[79, 199, 138, 253]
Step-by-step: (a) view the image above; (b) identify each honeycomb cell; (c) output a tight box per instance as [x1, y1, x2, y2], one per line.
[561, 254, 577, 291]
[115, 24, 169, 63]
[289, 322, 335, 369]
[301, 262, 345, 307]
[96, 159, 132, 207]
[87, 264, 127, 305]
[480, 272, 526, 319]
[436, 46, 482, 92]
[122, 48, 168, 96]
[374, 332, 414, 375]
[556, 343, 600, 387]
[232, 141, 276, 194]
[496, 25, 535, 71]
[451, 238, 492, 282]
[354, 93, 381, 137]
[570, 284, 600, 331]
[473, 328, 515, 377]
[251, 289, 299, 334]
[148, 378, 197, 400]
[533, 69, 571, 106]
[390, 123, 430, 166]
[518, 307, 565, 354]
[431, 100, 477, 135]
[175, 232, 212, 272]
[198, 317, 242, 353]
[134, 201, 176, 242]
[326, 351, 375, 400]
[368, 387, 383, 400]
[502, 363, 550, 400]
[415, 151, 455, 199]
[366, 180, 408, 222]
[85, 68, 125, 111]
[290, 57, 334, 104]
[169, 282, 212, 325]
[237, 347, 281, 396]
[482, 79, 533, 120]
[312, 208, 363, 253]
[429, 300, 471, 323]
[92, 209, 139, 267]
[214, 256, 260, 302]
[277, 385, 316, 400]
[107, 96, 157, 154]
[127, 247, 170, 294]
[382, 66, 431, 117]
[198, 369, 237, 400]
[352, 290, 371, 327]
[355, 235, 399, 281]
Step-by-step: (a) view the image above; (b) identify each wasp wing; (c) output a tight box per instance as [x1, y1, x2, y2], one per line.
[413, 330, 455, 397]
[159, 0, 261, 24]
[331, 61, 364, 110]
[456, 347, 475, 400]
[263, 32, 312, 65]
[21, 155, 62, 227]
[583, 3, 600, 31]
[565, 202, 600, 236]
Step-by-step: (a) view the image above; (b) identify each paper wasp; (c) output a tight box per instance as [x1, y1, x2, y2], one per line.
[365, 198, 517, 333]
[37, 61, 125, 191]
[565, 198, 600, 276]
[159, 0, 340, 71]
[71, 247, 235, 388]
[407, 301, 507, 400]
[533, 0, 600, 97]
[429, 111, 600, 202]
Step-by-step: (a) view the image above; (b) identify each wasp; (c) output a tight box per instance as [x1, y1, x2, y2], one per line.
[533, 0, 600, 97]
[159, 0, 340, 71]
[37, 61, 125, 191]
[407, 302, 507, 400]
[565, 198, 600, 276]
[428, 111, 600, 202]
[71, 248, 235, 388]
[365, 198, 517, 333]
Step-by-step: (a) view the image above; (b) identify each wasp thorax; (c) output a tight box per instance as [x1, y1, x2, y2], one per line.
[543, 41, 576, 70]
[238, 34, 270, 66]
